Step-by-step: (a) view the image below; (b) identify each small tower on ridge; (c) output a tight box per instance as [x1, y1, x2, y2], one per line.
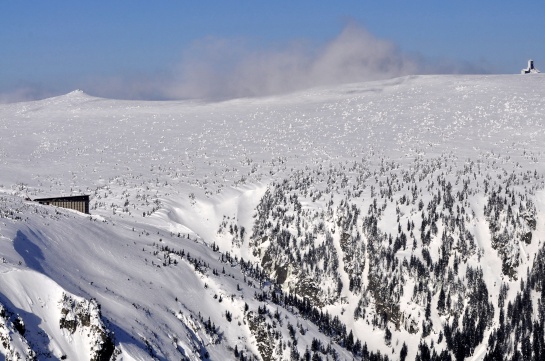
[521, 60, 540, 74]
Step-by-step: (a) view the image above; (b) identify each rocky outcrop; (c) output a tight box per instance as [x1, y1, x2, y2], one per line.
[58, 294, 116, 361]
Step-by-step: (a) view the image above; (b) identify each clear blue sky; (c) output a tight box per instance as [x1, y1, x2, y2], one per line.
[1, 1, 544, 100]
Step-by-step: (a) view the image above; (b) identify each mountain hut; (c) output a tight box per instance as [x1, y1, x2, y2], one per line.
[34, 195, 90, 214]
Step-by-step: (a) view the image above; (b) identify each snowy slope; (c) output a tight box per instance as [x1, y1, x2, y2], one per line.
[0, 74, 545, 360]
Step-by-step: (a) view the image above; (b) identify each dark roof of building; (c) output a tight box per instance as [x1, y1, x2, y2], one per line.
[34, 195, 90, 202]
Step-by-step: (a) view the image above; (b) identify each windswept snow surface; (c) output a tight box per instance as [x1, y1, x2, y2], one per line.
[0, 74, 545, 360]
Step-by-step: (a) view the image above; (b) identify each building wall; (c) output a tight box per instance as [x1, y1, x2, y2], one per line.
[39, 199, 89, 214]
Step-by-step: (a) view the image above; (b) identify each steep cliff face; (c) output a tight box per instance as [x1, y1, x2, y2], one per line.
[243, 154, 545, 359]
[0, 302, 35, 360]
[58, 294, 116, 361]
[0, 265, 117, 360]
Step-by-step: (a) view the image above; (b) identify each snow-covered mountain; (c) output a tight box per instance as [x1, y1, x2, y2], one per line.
[1, 74, 545, 360]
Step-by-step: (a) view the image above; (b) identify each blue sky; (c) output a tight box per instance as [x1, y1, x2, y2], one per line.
[1, 1, 544, 101]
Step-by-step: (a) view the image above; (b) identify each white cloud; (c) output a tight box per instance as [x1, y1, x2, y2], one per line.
[165, 23, 420, 100]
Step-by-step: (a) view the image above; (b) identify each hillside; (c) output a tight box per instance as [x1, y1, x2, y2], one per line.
[1, 74, 545, 360]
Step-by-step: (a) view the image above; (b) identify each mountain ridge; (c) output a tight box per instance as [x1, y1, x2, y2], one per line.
[1, 74, 545, 360]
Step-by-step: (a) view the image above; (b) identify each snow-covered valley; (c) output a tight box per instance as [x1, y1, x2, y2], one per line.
[1, 74, 545, 360]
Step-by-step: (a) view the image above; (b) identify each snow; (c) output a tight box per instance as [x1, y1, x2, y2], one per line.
[0, 74, 544, 359]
